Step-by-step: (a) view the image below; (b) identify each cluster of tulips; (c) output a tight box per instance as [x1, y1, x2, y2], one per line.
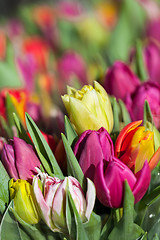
[0, 0, 160, 239]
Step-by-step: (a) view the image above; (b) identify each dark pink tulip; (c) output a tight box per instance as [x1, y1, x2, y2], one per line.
[74, 127, 114, 180]
[104, 61, 140, 100]
[94, 157, 151, 208]
[144, 41, 160, 84]
[58, 51, 87, 85]
[1, 137, 41, 182]
[125, 82, 160, 129]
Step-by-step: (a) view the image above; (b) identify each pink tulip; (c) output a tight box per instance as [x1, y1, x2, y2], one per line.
[94, 157, 151, 208]
[1, 137, 41, 182]
[104, 61, 140, 100]
[33, 173, 95, 232]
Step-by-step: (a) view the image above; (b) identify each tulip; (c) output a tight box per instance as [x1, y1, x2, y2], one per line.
[58, 51, 87, 85]
[74, 127, 114, 180]
[62, 81, 113, 135]
[125, 82, 160, 129]
[115, 121, 160, 173]
[33, 173, 96, 233]
[1, 137, 41, 182]
[143, 41, 160, 84]
[0, 89, 28, 124]
[9, 179, 40, 224]
[104, 61, 140, 100]
[146, 18, 160, 43]
[23, 37, 49, 71]
[94, 156, 151, 208]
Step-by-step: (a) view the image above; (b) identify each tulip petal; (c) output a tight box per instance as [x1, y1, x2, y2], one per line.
[149, 146, 160, 171]
[68, 177, 86, 221]
[77, 131, 105, 180]
[1, 144, 19, 180]
[133, 161, 151, 203]
[33, 176, 58, 231]
[69, 97, 100, 134]
[85, 178, 96, 221]
[94, 160, 112, 207]
[52, 178, 68, 231]
[13, 137, 40, 181]
[115, 120, 142, 157]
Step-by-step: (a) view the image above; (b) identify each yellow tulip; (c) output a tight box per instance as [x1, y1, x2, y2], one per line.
[62, 81, 113, 135]
[10, 179, 40, 224]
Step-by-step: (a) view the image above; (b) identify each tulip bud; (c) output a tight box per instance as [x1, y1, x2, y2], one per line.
[104, 61, 140, 100]
[1, 137, 41, 182]
[62, 81, 113, 135]
[74, 127, 114, 180]
[33, 173, 96, 233]
[115, 121, 160, 173]
[9, 179, 40, 224]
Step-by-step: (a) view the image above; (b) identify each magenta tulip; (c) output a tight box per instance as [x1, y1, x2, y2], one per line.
[74, 127, 114, 180]
[125, 82, 160, 129]
[1, 137, 41, 182]
[58, 51, 87, 85]
[94, 157, 151, 208]
[104, 61, 140, 100]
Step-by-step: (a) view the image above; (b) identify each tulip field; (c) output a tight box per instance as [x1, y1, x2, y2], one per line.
[0, 0, 160, 239]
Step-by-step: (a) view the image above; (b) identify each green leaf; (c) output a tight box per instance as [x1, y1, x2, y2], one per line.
[68, 192, 89, 240]
[84, 212, 101, 240]
[143, 100, 153, 126]
[0, 202, 22, 240]
[5, 94, 17, 128]
[0, 161, 10, 215]
[135, 40, 148, 82]
[61, 133, 86, 190]
[106, 0, 146, 63]
[25, 113, 63, 178]
[13, 113, 32, 145]
[0, 116, 13, 138]
[108, 181, 144, 240]
[64, 115, 78, 147]
[66, 191, 76, 239]
[100, 215, 114, 240]
[118, 99, 131, 126]
[112, 97, 120, 133]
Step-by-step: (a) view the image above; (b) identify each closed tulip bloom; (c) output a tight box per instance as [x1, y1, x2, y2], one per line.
[1, 137, 41, 182]
[104, 61, 140, 100]
[94, 157, 151, 208]
[58, 51, 87, 85]
[62, 81, 113, 135]
[74, 127, 114, 180]
[10, 179, 40, 224]
[115, 121, 160, 173]
[33, 173, 96, 233]
[125, 82, 160, 129]
[143, 41, 160, 84]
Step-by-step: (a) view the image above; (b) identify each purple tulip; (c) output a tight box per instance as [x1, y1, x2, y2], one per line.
[1, 137, 41, 182]
[94, 157, 151, 208]
[125, 82, 160, 129]
[74, 127, 114, 181]
[143, 41, 160, 84]
[104, 61, 140, 100]
[58, 51, 87, 85]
